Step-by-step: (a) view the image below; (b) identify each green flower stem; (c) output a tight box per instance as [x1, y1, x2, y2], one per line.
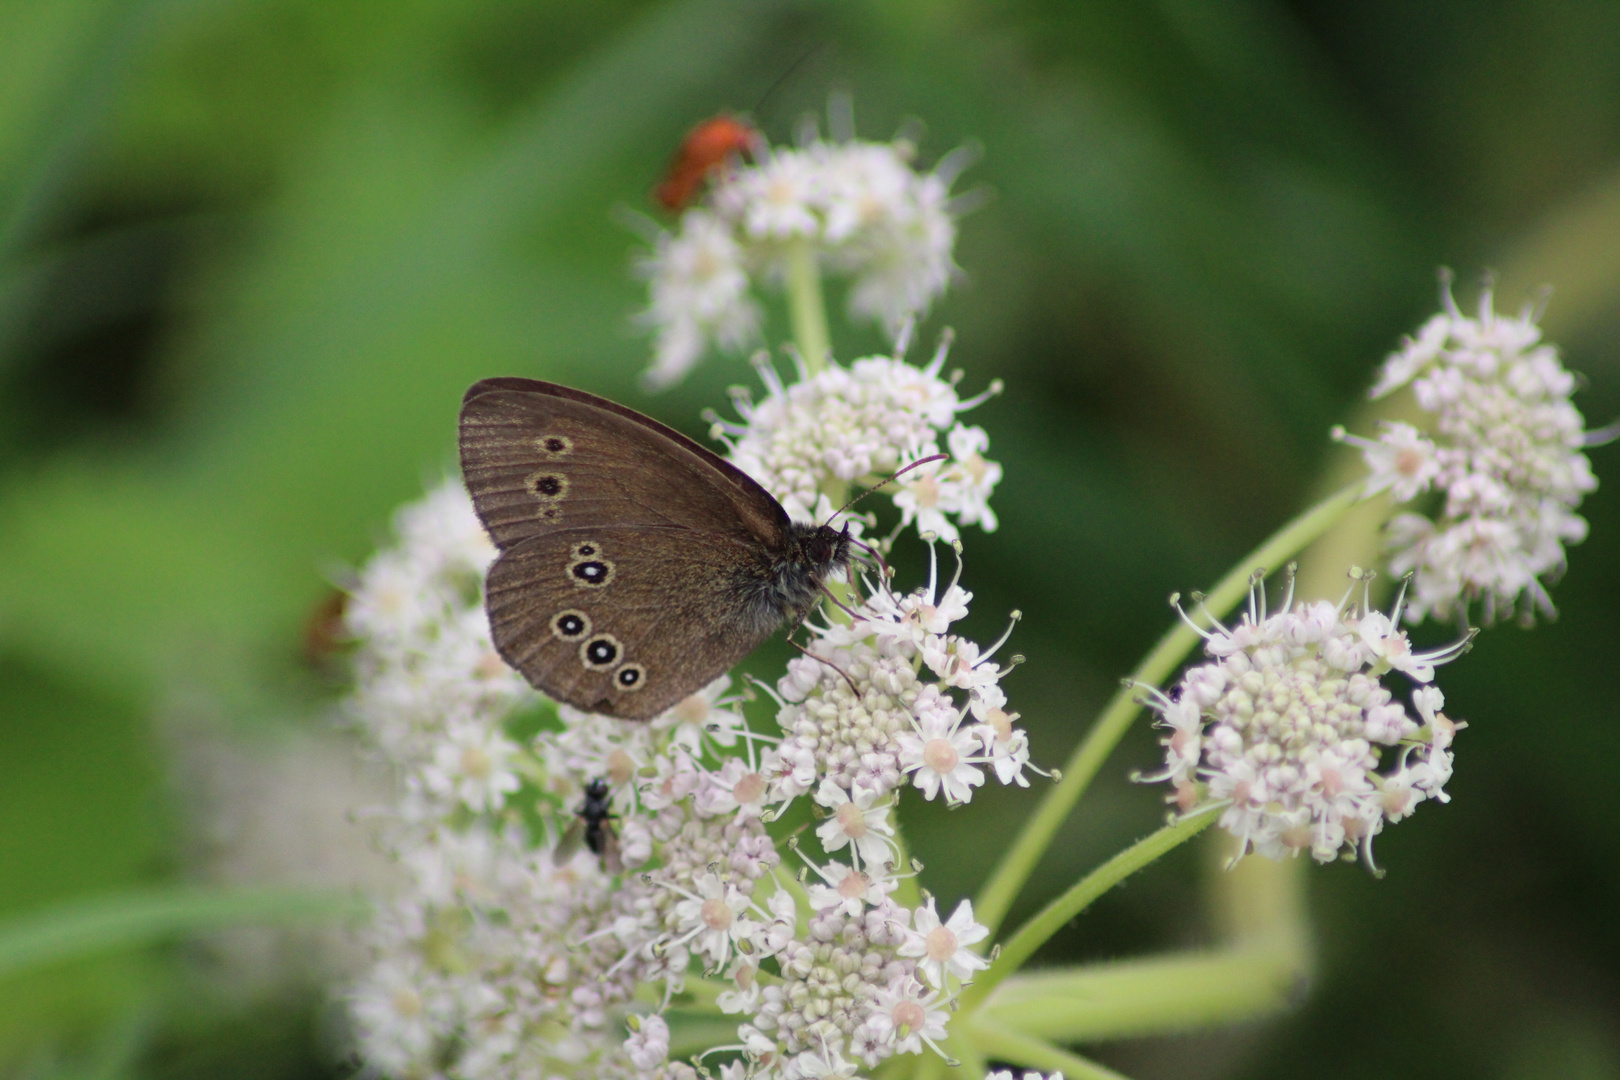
[973, 479, 1364, 935]
[679, 976, 724, 1009]
[962, 1018, 1131, 1080]
[787, 239, 831, 375]
[667, 1014, 747, 1059]
[888, 823, 924, 911]
[0, 885, 366, 978]
[974, 940, 1306, 1043]
[943, 1025, 988, 1078]
[960, 805, 1221, 1013]
[913, 1046, 946, 1080]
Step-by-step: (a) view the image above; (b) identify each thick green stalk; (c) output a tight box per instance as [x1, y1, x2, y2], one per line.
[786, 239, 830, 374]
[973, 480, 1364, 934]
[960, 806, 1220, 1012]
[962, 1019, 1131, 1080]
[974, 942, 1307, 1043]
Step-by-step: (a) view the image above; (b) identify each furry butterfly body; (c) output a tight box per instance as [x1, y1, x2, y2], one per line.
[459, 378, 851, 719]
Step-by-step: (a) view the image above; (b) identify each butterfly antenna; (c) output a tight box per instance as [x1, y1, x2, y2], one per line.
[752, 41, 828, 123]
[787, 637, 861, 698]
[824, 453, 949, 526]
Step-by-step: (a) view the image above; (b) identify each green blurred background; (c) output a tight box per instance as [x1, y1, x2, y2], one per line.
[3, 1, 1620, 1077]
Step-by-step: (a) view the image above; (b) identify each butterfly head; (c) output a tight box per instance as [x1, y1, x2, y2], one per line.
[762, 522, 854, 629]
[804, 522, 853, 574]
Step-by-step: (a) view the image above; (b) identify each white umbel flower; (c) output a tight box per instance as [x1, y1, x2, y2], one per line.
[1337, 280, 1598, 624]
[346, 954, 453, 1076]
[896, 701, 987, 805]
[1144, 572, 1469, 869]
[898, 898, 990, 988]
[862, 977, 950, 1059]
[638, 102, 972, 387]
[813, 778, 898, 869]
[640, 209, 761, 389]
[422, 713, 521, 813]
[623, 1012, 671, 1072]
[775, 544, 1025, 808]
[718, 340, 1001, 539]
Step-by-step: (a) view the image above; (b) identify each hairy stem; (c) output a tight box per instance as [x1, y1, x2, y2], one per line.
[974, 480, 1364, 934]
[960, 806, 1220, 1013]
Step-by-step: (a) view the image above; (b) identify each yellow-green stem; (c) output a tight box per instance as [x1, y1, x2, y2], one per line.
[973, 939, 1306, 1043]
[960, 805, 1220, 1013]
[973, 480, 1364, 935]
[787, 239, 830, 374]
[962, 1019, 1131, 1080]
[944, 1027, 987, 1078]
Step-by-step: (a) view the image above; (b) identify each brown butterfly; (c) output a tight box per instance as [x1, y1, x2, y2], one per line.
[459, 378, 852, 720]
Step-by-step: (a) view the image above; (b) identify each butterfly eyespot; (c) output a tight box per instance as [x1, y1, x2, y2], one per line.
[569, 557, 615, 588]
[613, 663, 646, 690]
[527, 471, 568, 502]
[551, 609, 591, 640]
[537, 434, 574, 457]
[581, 634, 622, 669]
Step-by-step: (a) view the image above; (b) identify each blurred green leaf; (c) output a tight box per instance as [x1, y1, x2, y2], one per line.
[0, 886, 364, 980]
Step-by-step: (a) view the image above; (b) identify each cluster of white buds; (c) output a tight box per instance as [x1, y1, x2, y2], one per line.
[1141, 570, 1470, 870]
[638, 107, 972, 388]
[773, 541, 1031, 809]
[711, 334, 1002, 542]
[341, 478, 1029, 1080]
[1335, 281, 1599, 624]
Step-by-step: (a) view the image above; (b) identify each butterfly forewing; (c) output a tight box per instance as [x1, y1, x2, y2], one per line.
[460, 378, 786, 550]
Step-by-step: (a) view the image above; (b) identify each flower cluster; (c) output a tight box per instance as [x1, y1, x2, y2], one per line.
[341, 481, 1029, 1080]
[343, 480, 531, 780]
[1335, 282, 1598, 624]
[639, 115, 970, 388]
[713, 340, 1002, 541]
[1142, 572, 1469, 869]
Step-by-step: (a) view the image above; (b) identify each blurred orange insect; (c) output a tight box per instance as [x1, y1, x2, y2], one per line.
[302, 586, 352, 668]
[653, 115, 757, 211]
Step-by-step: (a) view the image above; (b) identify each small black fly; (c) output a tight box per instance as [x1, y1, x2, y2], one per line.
[553, 777, 622, 873]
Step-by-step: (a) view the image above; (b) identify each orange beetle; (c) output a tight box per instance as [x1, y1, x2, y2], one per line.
[654, 115, 757, 212]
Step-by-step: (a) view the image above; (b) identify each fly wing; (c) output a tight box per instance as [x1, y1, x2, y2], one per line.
[597, 827, 623, 876]
[552, 817, 587, 867]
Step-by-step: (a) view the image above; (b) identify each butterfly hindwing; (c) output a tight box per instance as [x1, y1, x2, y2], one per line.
[483, 524, 781, 720]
